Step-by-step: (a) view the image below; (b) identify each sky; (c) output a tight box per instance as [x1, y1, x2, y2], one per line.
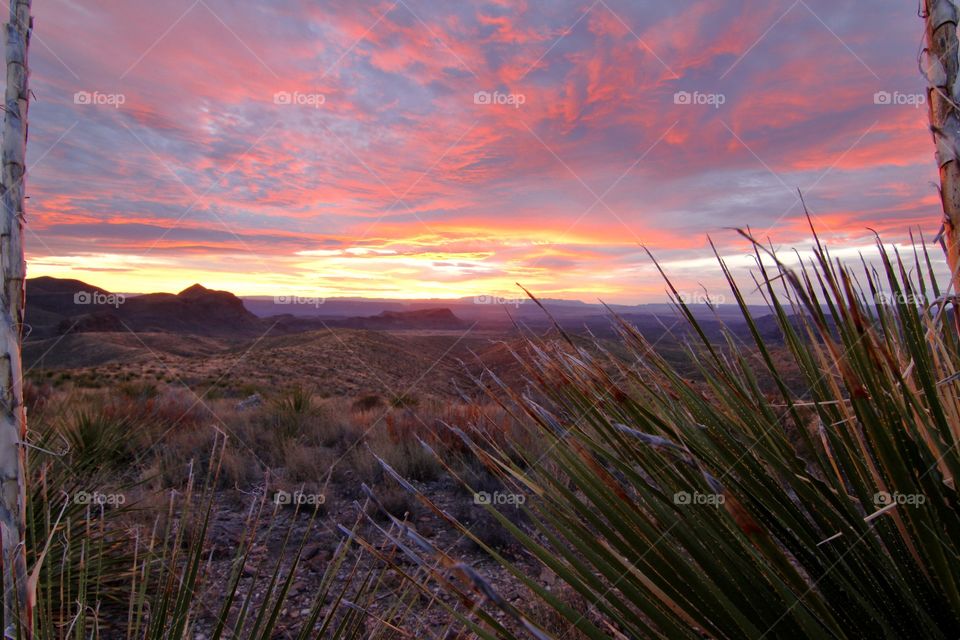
[23, 0, 936, 303]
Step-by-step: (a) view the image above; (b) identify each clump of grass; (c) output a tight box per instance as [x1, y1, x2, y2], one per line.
[340, 447, 383, 486]
[283, 442, 336, 484]
[274, 384, 316, 416]
[352, 394, 384, 412]
[302, 409, 351, 449]
[270, 385, 318, 441]
[371, 429, 440, 482]
[118, 380, 159, 400]
[60, 407, 136, 472]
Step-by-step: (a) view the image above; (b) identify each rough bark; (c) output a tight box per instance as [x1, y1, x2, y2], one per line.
[924, 1, 960, 295]
[0, 0, 30, 637]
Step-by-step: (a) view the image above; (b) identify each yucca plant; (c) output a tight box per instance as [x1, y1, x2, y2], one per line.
[26, 404, 140, 636]
[358, 227, 960, 639]
[274, 385, 317, 417]
[271, 386, 318, 442]
[59, 408, 136, 473]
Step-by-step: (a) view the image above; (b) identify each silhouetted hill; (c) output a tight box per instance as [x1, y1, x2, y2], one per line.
[117, 284, 259, 335]
[26, 278, 261, 338]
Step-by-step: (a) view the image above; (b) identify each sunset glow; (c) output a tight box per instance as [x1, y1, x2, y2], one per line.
[26, 1, 933, 302]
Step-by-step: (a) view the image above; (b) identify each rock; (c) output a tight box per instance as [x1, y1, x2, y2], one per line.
[305, 549, 331, 571]
[539, 565, 557, 587]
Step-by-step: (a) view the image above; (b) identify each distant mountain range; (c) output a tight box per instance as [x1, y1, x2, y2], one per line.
[25, 277, 471, 339]
[20, 277, 792, 377]
[23, 276, 780, 342]
[242, 293, 763, 324]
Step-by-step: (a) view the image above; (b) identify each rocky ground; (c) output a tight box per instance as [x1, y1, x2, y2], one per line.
[191, 476, 542, 639]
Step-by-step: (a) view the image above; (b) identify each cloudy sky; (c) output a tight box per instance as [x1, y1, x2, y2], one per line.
[24, 0, 933, 302]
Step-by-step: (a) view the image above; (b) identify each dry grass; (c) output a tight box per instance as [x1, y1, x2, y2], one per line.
[28, 376, 524, 504]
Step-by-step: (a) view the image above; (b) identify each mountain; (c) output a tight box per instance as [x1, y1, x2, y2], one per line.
[25, 278, 261, 338]
[24, 278, 473, 342]
[113, 283, 259, 335]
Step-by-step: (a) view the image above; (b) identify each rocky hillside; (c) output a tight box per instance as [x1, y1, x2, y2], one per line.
[25, 277, 262, 338]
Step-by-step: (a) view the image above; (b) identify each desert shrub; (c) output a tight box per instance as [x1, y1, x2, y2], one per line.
[453, 459, 503, 496]
[146, 425, 251, 488]
[215, 444, 259, 489]
[371, 429, 440, 483]
[455, 499, 525, 556]
[352, 394, 384, 412]
[236, 382, 260, 396]
[301, 409, 351, 449]
[27, 408, 141, 634]
[60, 407, 136, 473]
[340, 446, 383, 486]
[148, 387, 212, 430]
[283, 442, 336, 484]
[118, 380, 159, 400]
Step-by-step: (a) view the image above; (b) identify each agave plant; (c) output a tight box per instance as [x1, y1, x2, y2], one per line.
[356, 228, 960, 639]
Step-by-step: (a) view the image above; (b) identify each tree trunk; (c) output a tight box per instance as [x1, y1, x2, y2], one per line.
[924, 1, 960, 296]
[0, 0, 30, 637]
